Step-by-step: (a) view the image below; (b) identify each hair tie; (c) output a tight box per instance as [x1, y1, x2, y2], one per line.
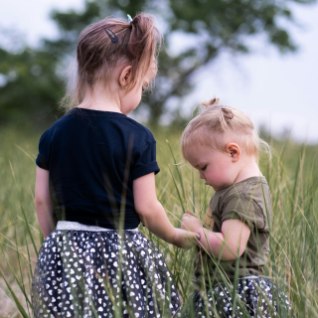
[221, 107, 234, 120]
[127, 14, 133, 23]
[104, 29, 118, 44]
[202, 97, 220, 108]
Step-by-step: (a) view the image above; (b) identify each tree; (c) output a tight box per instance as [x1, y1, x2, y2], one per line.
[0, 0, 316, 126]
[0, 45, 64, 124]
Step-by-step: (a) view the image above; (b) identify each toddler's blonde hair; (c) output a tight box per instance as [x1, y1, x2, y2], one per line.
[181, 98, 265, 160]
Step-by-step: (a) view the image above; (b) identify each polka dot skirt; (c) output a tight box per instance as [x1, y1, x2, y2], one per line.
[32, 229, 181, 317]
[182, 277, 292, 317]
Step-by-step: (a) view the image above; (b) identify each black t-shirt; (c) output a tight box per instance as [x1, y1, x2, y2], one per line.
[36, 108, 160, 229]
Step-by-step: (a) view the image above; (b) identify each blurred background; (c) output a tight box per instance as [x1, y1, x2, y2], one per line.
[0, 0, 318, 143]
[1, 1, 318, 316]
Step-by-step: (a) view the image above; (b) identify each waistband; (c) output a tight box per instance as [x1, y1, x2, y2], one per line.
[239, 275, 260, 280]
[56, 221, 138, 232]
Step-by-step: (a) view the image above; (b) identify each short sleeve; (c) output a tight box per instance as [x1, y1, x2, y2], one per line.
[221, 194, 263, 230]
[35, 130, 51, 170]
[131, 140, 160, 180]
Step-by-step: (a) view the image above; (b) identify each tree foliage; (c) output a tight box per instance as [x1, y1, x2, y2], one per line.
[0, 0, 316, 125]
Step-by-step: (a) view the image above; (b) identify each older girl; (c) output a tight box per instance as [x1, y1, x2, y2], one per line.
[32, 13, 195, 318]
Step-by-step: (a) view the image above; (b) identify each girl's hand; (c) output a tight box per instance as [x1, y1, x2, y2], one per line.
[173, 228, 198, 249]
[181, 212, 202, 233]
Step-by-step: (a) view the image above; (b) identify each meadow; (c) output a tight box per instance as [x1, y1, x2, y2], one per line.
[0, 124, 317, 317]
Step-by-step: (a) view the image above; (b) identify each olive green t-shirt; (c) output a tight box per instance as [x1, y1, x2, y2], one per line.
[195, 176, 272, 286]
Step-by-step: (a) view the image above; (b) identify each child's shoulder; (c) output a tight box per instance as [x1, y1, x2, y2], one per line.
[123, 115, 153, 133]
[118, 115, 156, 143]
[38, 109, 77, 140]
[39, 109, 156, 145]
[214, 176, 269, 203]
[226, 176, 268, 194]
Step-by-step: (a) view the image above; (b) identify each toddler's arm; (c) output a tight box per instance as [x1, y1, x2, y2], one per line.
[133, 173, 196, 248]
[35, 167, 55, 238]
[181, 212, 250, 260]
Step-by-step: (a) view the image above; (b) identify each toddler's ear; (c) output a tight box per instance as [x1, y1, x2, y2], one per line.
[119, 65, 132, 88]
[225, 143, 240, 161]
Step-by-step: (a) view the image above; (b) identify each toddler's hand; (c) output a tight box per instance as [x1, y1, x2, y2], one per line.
[181, 211, 202, 233]
[173, 228, 198, 249]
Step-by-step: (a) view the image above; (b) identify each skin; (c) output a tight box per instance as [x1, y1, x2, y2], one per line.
[34, 167, 55, 237]
[181, 142, 261, 260]
[35, 60, 196, 248]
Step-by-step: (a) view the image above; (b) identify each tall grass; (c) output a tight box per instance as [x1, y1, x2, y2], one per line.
[0, 126, 38, 318]
[1, 125, 317, 317]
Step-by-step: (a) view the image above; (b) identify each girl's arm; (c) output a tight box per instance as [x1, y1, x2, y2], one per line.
[34, 167, 55, 238]
[181, 212, 250, 260]
[133, 173, 196, 248]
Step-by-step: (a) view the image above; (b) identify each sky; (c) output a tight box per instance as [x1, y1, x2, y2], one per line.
[1, 0, 318, 143]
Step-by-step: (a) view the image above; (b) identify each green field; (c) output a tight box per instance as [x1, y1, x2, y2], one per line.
[1, 125, 318, 317]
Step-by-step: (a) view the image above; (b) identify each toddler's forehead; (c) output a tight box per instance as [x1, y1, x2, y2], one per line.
[184, 142, 209, 158]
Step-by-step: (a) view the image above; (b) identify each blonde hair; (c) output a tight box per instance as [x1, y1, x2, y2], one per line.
[181, 98, 266, 160]
[64, 13, 161, 108]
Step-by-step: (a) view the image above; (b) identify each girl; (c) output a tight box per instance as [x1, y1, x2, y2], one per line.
[180, 99, 291, 317]
[32, 13, 195, 318]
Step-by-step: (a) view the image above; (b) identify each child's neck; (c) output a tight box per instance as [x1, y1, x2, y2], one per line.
[78, 84, 122, 113]
[233, 158, 262, 184]
[78, 103, 122, 113]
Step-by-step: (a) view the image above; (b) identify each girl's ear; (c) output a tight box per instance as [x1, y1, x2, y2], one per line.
[118, 65, 132, 88]
[225, 143, 241, 162]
